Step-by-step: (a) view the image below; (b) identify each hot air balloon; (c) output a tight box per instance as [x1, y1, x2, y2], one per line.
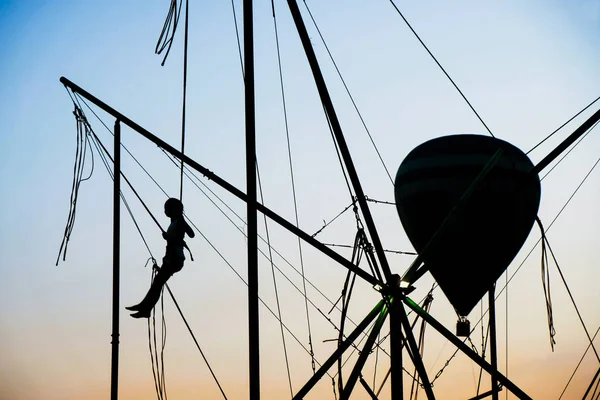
[394, 134, 541, 316]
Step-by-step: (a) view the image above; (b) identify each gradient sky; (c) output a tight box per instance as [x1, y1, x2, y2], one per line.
[1, 1, 600, 399]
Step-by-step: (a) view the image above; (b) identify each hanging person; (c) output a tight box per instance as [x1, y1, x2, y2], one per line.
[127, 198, 195, 318]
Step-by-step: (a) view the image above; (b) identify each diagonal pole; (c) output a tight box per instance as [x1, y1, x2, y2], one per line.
[341, 303, 389, 399]
[59, 77, 382, 288]
[397, 299, 435, 399]
[293, 300, 385, 399]
[404, 297, 532, 400]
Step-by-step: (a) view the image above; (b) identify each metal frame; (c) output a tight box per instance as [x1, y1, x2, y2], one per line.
[61, 2, 600, 397]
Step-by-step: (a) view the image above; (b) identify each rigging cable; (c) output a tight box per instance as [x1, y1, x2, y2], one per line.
[163, 149, 383, 356]
[493, 119, 600, 300]
[527, 94, 600, 155]
[230, 0, 244, 77]
[540, 120, 599, 182]
[311, 198, 357, 238]
[558, 325, 600, 400]
[155, 0, 183, 66]
[257, 161, 294, 397]
[542, 228, 600, 361]
[387, 0, 495, 138]
[302, 0, 394, 184]
[271, 0, 316, 374]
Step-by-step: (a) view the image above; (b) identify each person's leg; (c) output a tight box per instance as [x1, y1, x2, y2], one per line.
[128, 264, 174, 316]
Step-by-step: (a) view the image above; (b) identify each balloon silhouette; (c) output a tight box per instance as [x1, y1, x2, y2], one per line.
[394, 135, 541, 316]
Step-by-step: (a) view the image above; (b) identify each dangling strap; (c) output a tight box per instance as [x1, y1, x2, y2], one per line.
[183, 240, 194, 261]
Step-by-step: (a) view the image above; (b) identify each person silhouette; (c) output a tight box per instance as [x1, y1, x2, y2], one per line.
[127, 198, 195, 318]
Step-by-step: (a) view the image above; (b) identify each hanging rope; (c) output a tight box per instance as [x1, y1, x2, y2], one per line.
[541, 221, 600, 362]
[56, 105, 95, 265]
[155, 0, 183, 66]
[536, 217, 557, 351]
[495, 138, 600, 301]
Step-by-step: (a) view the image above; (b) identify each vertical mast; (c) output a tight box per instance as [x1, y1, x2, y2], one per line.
[244, 0, 260, 398]
[110, 119, 121, 400]
[489, 285, 499, 400]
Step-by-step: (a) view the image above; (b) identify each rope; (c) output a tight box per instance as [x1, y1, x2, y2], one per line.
[558, 325, 600, 400]
[322, 242, 416, 255]
[301, 0, 394, 185]
[56, 104, 95, 265]
[536, 218, 556, 351]
[527, 94, 600, 155]
[163, 281, 229, 399]
[387, 0, 495, 138]
[542, 229, 600, 362]
[179, 0, 189, 201]
[155, 0, 183, 66]
[230, 0, 244, 77]
[257, 161, 294, 397]
[312, 198, 357, 238]
[270, 0, 316, 374]
[497, 150, 600, 301]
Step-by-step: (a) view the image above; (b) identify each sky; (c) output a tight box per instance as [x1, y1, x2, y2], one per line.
[1, 0, 600, 399]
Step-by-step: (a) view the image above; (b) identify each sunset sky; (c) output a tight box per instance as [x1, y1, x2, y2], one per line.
[1, 1, 600, 399]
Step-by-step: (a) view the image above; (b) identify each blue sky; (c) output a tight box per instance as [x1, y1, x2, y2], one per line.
[1, 1, 600, 399]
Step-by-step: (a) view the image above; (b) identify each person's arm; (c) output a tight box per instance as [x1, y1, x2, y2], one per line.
[185, 220, 195, 238]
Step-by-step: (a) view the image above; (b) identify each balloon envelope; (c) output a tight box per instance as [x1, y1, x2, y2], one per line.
[394, 135, 541, 316]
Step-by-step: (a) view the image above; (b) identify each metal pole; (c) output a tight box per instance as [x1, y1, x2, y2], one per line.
[532, 106, 600, 174]
[489, 285, 499, 400]
[243, 0, 259, 398]
[110, 119, 121, 400]
[293, 300, 386, 399]
[341, 304, 389, 399]
[397, 301, 435, 399]
[390, 299, 404, 400]
[404, 297, 531, 400]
